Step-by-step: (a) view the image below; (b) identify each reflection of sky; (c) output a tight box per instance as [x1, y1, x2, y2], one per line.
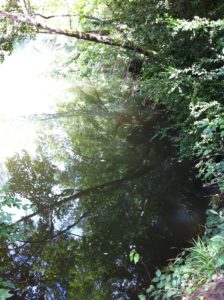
[0, 36, 83, 237]
[0, 37, 69, 161]
[0, 37, 70, 221]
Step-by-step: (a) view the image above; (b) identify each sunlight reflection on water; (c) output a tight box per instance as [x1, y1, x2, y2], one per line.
[0, 36, 69, 161]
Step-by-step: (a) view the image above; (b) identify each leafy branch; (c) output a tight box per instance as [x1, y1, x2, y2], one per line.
[0, 10, 157, 58]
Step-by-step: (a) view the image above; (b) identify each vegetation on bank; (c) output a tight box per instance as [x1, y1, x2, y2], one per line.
[141, 199, 224, 299]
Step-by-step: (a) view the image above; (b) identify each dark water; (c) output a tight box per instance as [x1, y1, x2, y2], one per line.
[4, 103, 210, 300]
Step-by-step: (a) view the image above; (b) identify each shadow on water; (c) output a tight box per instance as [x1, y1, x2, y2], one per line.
[4, 102, 211, 300]
[108, 106, 210, 299]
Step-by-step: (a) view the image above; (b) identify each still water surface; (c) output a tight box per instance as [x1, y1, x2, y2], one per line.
[0, 39, 209, 300]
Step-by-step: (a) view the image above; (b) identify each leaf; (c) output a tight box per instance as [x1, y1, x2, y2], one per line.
[166, 290, 178, 298]
[157, 281, 165, 289]
[146, 285, 155, 293]
[211, 235, 224, 245]
[129, 250, 140, 264]
[207, 209, 219, 215]
[214, 253, 224, 268]
[166, 274, 172, 282]
[138, 295, 146, 300]
[0, 289, 12, 300]
[155, 269, 161, 277]
[152, 277, 160, 283]
[196, 119, 209, 128]
[172, 279, 178, 287]
[22, 204, 30, 211]
[202, 128, 213, 138]
[134, 253, 140, 264]
[203, 149, 212, 156]
[129, 250, 134, 262]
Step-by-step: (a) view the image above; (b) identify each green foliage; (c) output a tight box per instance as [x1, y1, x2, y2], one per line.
[189, 102, 224, 190]
[130, 249, 140, 264]
[0, 184, 23, 240]
[138, 294, 146, 300]
[148, 206, 224, 299]
[1, 0, 224, 298]
[0, 288, 12, 300]
[6, 150, 59, 214]
[0, 185, 25, 298]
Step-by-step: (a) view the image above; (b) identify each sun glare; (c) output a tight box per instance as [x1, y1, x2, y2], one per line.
[0, 38, 68, 161]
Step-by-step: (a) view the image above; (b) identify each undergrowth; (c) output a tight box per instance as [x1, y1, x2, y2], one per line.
[144, 199, 224, 299]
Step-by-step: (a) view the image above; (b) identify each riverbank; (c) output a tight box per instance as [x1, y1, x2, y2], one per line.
[146, 196, 224, 299]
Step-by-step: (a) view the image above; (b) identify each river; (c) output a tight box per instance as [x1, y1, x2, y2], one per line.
[0, 37, 209, 300]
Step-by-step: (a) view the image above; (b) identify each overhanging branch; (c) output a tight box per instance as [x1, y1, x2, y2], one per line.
[31, 12, 105, 23]
[0, 10, 157, 58]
